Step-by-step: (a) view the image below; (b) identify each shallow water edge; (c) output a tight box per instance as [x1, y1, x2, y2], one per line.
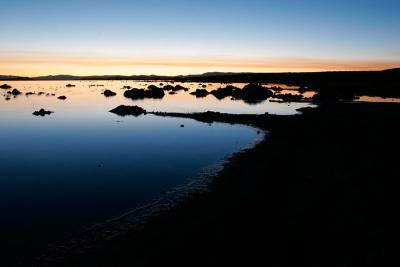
[36, 120, 266, 264]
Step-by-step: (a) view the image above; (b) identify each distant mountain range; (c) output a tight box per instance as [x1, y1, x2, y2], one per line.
[0, 75, 33, 81]
[0, 69, 398, 81]
[0, 72, 254, 81]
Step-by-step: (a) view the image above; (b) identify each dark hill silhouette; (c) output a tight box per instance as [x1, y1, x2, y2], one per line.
[35, 75, 78, 80]
[382, 67, 400, 72]
[1, 68, 399, 97]
[0, 75, 33, 80]
[0, 68, 398, 82]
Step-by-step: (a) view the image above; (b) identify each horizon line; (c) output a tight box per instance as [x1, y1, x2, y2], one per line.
[1, 54, 400, 77]
[1, 67, 399, 79]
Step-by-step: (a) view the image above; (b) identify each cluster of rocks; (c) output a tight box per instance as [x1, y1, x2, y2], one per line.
[1, 84, 22, 99]
[25, 91, 56, 96]
[3, 89, 22, 96]
[211, 85, 240, 99]
[124, 85, 165, 100]
[2, 87, 69, 101]
[121, 84, 188, 99]
[162, 84, 189, 92]
[190, 83, 274, 102]
[2, 89, 62, 99]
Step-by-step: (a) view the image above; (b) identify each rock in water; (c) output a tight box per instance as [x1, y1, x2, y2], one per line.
[109, 105, 147, 116]
[239, 83, 273, 101]
[190, 89, 209, 97]
[146, 85, 165, 98]
[33, 109, 53, 117]
[124, 86, 164, 99]
[103, 90, 117, 97]
[0, 84, 12, 89]
[11, 89, 22, 95]
[210, 85, 240, 99]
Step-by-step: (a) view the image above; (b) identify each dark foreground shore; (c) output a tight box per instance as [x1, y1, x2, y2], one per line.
[39, 102, 394, 267]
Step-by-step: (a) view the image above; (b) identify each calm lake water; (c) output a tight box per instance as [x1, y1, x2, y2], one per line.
[0, 81, 309, 264]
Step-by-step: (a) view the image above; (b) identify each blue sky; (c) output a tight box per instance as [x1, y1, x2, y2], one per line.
[1, 0, 399, 75]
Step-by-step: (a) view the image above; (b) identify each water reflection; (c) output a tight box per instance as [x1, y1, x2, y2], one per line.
[1, 81, 314, 115]
[0, 82, 266, 264]
[357, 96, 400, 103]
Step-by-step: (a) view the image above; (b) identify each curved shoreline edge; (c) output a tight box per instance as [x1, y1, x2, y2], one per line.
[36, 102, 394, 267]
[35, 114, 267, 265]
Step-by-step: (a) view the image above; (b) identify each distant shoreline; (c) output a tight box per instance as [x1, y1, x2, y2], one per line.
[3, 68, 399, 97]
[1, 68, 398, 81]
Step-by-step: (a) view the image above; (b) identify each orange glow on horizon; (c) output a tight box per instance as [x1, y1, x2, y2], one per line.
[1, 54, 399, 77]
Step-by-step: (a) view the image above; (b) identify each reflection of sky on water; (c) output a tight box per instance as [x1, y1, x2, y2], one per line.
[0, 81, 267, 264]
[1, 81, 314, 115]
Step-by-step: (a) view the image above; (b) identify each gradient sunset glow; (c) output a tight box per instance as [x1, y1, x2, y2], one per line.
[1, 0, 399, 76]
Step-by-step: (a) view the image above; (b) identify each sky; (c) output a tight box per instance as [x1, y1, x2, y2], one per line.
[0, 0, 399, 76]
